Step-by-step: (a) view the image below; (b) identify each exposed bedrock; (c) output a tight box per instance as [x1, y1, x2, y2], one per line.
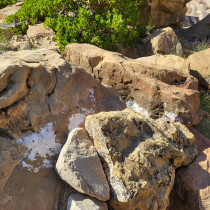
[85, 108, 198, 210]
[63, 43, 209, 126]
[0, 49, 125, 210]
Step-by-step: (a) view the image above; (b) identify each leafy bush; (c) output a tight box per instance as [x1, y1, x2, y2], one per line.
[193, 38, 210, 52]
[6, 0, 149, 51]
[0, 0, 17, 9]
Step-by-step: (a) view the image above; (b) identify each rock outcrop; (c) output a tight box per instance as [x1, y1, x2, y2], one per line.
[56, 128, 110, 201]
[138, 0, 191, 28]
[67, 193, 108, 210]
[85, 108, 198, 210]
[0, 49, 125, 210]
[63, 43, 209, 126]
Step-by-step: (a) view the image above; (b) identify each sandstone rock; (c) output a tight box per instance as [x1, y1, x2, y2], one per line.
[0, 5, 21, 24]
[0, 49, 125, 209]
[63, 43, 208, 126]
[85, 108, 198, 210]
[56, 128, 110, 201]
[187, 47, 210, 89]
[174, 147, 210, 210]
[138, 0, 191, 28]
[67, 193, 108, 210]
[149, 27, 183, 56]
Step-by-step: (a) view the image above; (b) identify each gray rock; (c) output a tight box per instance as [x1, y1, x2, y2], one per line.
[67, 193, 108, 210]
[56, 128, 110, 201]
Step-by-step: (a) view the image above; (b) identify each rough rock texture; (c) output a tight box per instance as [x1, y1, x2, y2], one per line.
[56, 128, 110, 201]
[149, 27, 183, 56]
[85, 108, 198, 210]
[67, 193, 108, 210]
[174, 147, 210, 210]
[63, 43, 209, 126]
[0, 49, 125, 210]
[187, 47, 210, 89]
[138, 0, 191, 28]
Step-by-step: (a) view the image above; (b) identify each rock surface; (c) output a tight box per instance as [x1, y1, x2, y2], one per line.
[187, 47, 210, 88]
[56, 128, 110, 201]
[138, 0, 191, 28]
[67, 193, 108, 210]
[85, 108, 198, 210]
[149, 27, 183, 56]
[0, 49, 125, 209]
[63, 43, 208, 126]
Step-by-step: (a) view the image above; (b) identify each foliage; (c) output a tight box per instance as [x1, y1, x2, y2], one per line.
[0, 29, 11, 51]
[193, 38, 210, 52]
[0, 0, 17, 9]
[6, 0, 149, 51]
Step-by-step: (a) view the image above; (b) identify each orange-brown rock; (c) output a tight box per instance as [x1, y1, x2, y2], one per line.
[0, 49, 125, 210]
[63, 43, 208, 126]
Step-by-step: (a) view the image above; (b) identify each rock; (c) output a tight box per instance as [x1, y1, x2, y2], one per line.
[174, 147, 210, 210]
[138, 0, 191, 28]
[56, 128, 110, 201]
[149, 27, 183, 56]
[0, 5, 21, 24]
[85, 108, 198, 210]
[10, 35, 31, 51]
[63, 43, 209, 126]
[187, 47, 210, 89]
[67, 193, 108, 210]
[0, 49, 125, 209]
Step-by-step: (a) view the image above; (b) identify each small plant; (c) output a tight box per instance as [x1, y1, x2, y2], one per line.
[193, 38, 210, 52]
[0, 0, 17, 9]
[0, 29, 12, 51]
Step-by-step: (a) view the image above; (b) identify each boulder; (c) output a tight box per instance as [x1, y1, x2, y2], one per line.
[85, 108, 198, 210]
[56, 128, 110, 201]
[0, 49, 125, 210]
[149, 27, 183, 56]
[174, 147, 210, 210]
[63, 43, 209, 126]
[138, 0, 191, 28]
[67, 193, 108, 210]
[187, 47, 210, 89]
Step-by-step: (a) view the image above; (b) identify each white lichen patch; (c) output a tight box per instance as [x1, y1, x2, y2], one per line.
[68, 113, 86, 133]
[126, 100, 149, 118]
[16, 122, 62, 172]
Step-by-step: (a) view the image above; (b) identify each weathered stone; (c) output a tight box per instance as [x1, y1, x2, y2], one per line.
[85, 108, 198, 210]
[67, 193, 108, 210]
[138, 0, 191, 28]
[149, 27, 183, 56]
[56, 128, 110, 201]
[63, 43, 208, 126]
[0, 49, 125, 209]
[174, 147, 210, 210]
[187, 47, 210, 89]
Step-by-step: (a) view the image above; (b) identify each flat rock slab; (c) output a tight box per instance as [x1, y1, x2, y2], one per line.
[67, 193, 108, 210]
[56, 128, 110, 201]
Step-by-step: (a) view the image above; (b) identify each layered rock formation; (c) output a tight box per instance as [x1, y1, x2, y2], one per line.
[0, 49, 125, 209]
[85, 108, 198, 210]
[138, 0, 191, 28]
[63, 43, 208, 126]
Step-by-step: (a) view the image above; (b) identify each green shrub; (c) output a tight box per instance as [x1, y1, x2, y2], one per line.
[193, 38, 210, 52]
[0, 0, 17, 9]
[6, 0, 149, 51]
[0, 29, 12, 51]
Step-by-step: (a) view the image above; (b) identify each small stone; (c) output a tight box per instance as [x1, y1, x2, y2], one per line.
[67, 193, 108, 210]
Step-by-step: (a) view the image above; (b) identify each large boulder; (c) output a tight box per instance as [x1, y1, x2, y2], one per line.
[67, 193, 108, 210]
[56, 128, 110, 201]
[85, 108, 198, 210]
[138, 0, 191, 28]
[149, 27, 183, 56]
[63, 43, 208, 126]
[0, 49, 125, 210]
[187, 47, 210, 89]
